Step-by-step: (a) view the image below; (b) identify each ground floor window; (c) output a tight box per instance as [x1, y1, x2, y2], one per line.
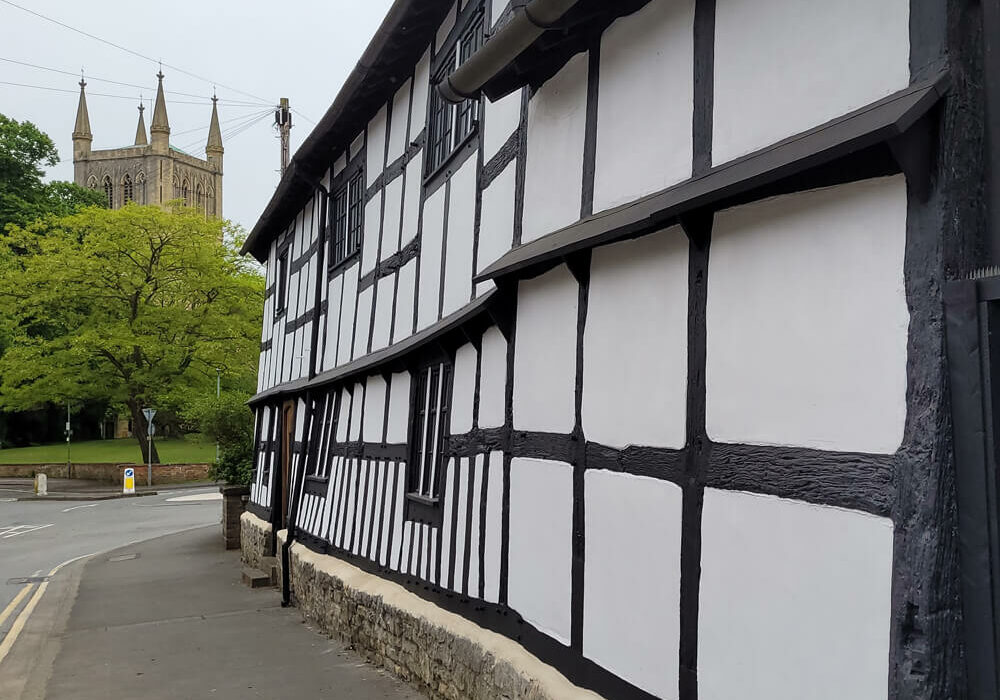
[407, 360, 453, 504]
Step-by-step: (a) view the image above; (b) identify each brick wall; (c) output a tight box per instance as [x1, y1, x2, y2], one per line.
[0, 462, 211, 484]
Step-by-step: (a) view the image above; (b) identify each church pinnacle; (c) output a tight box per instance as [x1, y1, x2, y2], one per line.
[134, 102, 148, 146]
[73, 78, 92, 141]
[206, 94, 224, 161]
[150, 70, 170, 153]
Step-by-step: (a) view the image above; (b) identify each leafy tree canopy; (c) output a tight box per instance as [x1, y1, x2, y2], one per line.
[0, 113, 105, 231]
[0, 204, 263, 462]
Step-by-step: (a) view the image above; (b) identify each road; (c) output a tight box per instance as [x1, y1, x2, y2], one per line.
[0, 487, 221, 633]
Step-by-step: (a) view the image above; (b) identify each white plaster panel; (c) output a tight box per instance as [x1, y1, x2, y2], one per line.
[513, 265, 578, 433]
[700, 489, 893, 700]
[371, 275, 394, 352]
[391, 463, 406, 569]
[466, 455, 483, 597]
[366, 105, 388, 187]
[337, 266, 359, 365]
[483, 451, 503, 603]
[583, 230, 688, 449]
[333, 153, 347, 179]
[386, 371, 411, 444]
[387, 79, 412, 164]
[401, 157, 423, 242]
[451, 342, 477, 435]
[362, 195, 382, 276]
[349, 382, 365, 441]
[350, 132, 365, 161]
[410, 50, 431, 141]
[522, 52, 587, 244]
[490, 0, 507, 27]
[336, 388, 351, 442]
[398, 521, 412, 574]
[508, 458, 573, 645]
[478, 326, 507, 429]
[353, 285, 374, 360]
[482, 89, 522, 163]
[584, 470, 682, 697]
[381, 176, 404, 260]
[443, 157, 477, 316]
[477, 161, 516, 275]
[363, 375, 388, 443]
[593, 0, 694, 212]
[418, 185, 447, 330]
[394, 260, 417, 343]
[440, 458, 455, 589]
[713, 0, 910, 164]
[706, 176, 909, 453]
[435, 2, 458, 51]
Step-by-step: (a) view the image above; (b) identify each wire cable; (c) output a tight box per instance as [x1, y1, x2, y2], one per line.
[0, 79, 270, 108]
[0, 0, 273, 105]
[0, 57, 271, 106]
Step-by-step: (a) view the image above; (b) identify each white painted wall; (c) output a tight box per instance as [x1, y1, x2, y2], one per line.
[479, 326, 507, 429]
[713, 0, 910, 164]
[699, 489, 893, 700]
[435, 1, 458, 51]
[418, 186, 447, 330]
[366, 105, 388, 187]
[401, 157, 422, 242]
[386, 371, 411, 443]
[513, 265, 578, 433]
[522, 52, 588, 244]
[353, 286, 373, 359]
[583, 229, 688, 448]
[483, 450, 503, 603]
[477, 162, 516, 276]
[387, 79, 412, 164]
[482, 90, 522, 162]
[394, 260, 417, 343]
[410, 49, 431, 141]
[508, 458, 573, 645]
[336, 265, 359, 366]
[443, 157, 477, 315]
[381, 176, 404, 260]
[362, 195, 382, 276]
[363, 375, 387, 444]
[706, 176, 909, 453]
[451, 342, 477, 434]
[371, 275, 394, 352]
[593, 0, 694, 212]
[584, 470, 682, 698]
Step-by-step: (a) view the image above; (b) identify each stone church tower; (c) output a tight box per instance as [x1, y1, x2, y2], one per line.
[73, 72, 224, 216]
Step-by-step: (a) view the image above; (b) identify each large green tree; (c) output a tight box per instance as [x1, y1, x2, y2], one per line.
[0, 204, 263, 462]
[0, 114, 104, 231]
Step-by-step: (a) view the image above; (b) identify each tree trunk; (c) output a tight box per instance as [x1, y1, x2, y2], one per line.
[127, 400, 160, 464]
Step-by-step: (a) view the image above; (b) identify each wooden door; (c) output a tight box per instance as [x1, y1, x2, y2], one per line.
[280, 400, 295, 530]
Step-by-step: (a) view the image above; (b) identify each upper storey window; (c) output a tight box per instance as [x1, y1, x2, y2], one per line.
[103, 175, 114, 208]
[426, 6, 485, 175]
[329, 169, 364, 268]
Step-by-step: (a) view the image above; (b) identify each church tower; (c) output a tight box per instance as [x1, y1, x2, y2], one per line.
[71, 71, 224, 216]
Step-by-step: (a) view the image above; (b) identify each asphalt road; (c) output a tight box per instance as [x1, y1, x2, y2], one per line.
[0, 488, 221, 623]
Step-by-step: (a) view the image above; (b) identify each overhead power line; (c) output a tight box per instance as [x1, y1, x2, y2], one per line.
[0, 80, 270, 108]
[0, 0, 273, 105]
[0, 57, 271, 106]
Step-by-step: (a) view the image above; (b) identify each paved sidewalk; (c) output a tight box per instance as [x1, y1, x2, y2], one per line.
[13, 526, 423, 699]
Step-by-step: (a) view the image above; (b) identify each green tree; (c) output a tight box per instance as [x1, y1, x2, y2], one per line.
[0, 113, 104, 232]
[183, 391, 254, 485]
[0, 204, 263, 462]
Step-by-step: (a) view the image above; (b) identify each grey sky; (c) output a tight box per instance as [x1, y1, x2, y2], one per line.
[0, 0, 395, 232]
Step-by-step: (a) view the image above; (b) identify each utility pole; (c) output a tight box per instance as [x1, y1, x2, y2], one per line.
[275, 98, 292, 175]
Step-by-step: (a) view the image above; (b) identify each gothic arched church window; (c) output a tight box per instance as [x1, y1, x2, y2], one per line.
[182, 179, 190, 205]
[103, 175, 114, 208]
[196, 183, 204, 214]
[122, 174, 134, 205]
[136, 172, 146, 204]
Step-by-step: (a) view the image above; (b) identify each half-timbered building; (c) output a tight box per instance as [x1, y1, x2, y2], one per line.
[240, 0, 1000, 697]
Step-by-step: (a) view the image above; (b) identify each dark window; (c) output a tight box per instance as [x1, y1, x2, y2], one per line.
[426, 9, 485, 175]
[329, 170, 365, 267]
[122, 174, 133, 204]
[308, 390, 341, 478]
[275, 249, 288, 318]
[408, 361, 453, 502]
[103, 175, 114, 208]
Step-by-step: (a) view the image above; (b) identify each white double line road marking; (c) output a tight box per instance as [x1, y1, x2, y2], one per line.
[0, 524, 54, 539]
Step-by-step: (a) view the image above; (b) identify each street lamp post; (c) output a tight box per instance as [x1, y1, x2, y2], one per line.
[65, 402, 71, 478]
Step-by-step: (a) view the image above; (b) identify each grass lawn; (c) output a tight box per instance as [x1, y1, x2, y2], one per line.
[0, 435, 215, 465]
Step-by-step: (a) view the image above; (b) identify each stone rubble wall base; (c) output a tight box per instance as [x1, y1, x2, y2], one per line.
[0, 462, 211, 484]
[260, 525, 602, 700]
[240, 510, 274, 570]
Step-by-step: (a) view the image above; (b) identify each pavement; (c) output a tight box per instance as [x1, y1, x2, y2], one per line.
[0, 523, 423, 699]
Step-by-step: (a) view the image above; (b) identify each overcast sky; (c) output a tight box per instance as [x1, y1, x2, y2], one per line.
[1, 0, 395, 232]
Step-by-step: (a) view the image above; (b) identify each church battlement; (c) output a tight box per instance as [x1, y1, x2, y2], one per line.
[72, 72, 224, 216]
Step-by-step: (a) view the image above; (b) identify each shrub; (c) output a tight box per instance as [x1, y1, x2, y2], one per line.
[183, 392, 253, 485]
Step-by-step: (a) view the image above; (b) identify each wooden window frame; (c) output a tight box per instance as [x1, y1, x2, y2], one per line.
[328, 158, 365, 271]
[275, 247, 289, 319]
[405, 359, 453, 522]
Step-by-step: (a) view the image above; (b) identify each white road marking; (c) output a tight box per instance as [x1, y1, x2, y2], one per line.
[61, 503, 98, 513]
[165, 492, 222, 503]
[0, 524, 54, 539]
[0, 498, 16, 503]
